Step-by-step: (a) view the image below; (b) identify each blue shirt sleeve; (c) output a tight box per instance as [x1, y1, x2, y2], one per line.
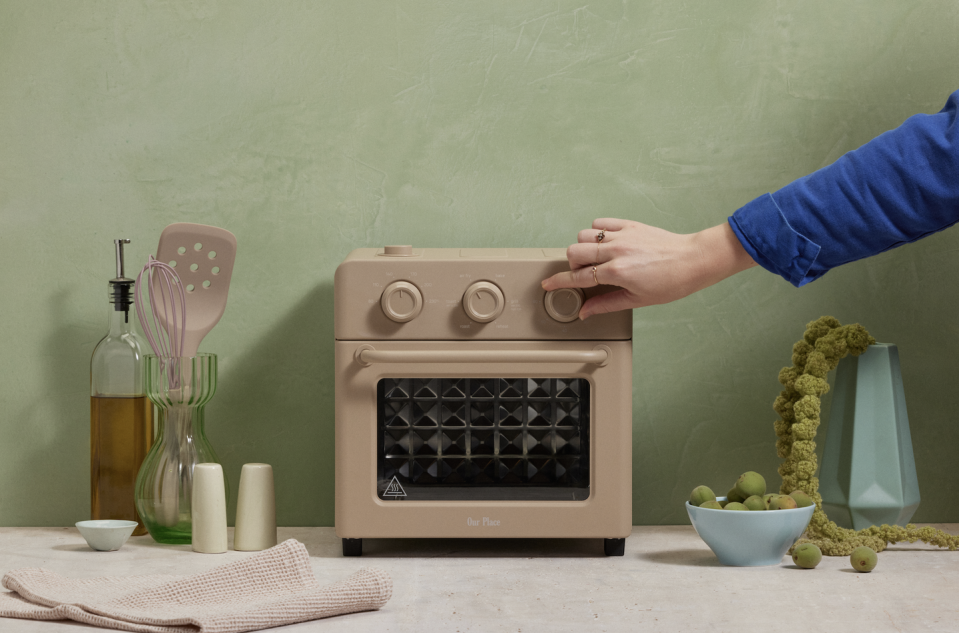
[729, 89, 959, 287]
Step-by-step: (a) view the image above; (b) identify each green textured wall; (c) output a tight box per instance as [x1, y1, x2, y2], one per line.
[2, 1, 958, 527]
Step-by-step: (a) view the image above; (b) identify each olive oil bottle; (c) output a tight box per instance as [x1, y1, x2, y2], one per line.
[90, 239, 153, 535]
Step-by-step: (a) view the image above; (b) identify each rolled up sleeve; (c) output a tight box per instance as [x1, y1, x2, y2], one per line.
[728, 194, 823, 287]
[729, 89, 959, 287]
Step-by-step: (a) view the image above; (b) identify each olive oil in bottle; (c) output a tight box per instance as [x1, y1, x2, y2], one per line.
[90, 239, 153, 535]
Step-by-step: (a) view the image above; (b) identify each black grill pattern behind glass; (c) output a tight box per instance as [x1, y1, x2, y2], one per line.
[377, 378, 589, 491]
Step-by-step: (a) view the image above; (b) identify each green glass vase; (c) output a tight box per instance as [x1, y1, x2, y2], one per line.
[135, 354, 228, 544]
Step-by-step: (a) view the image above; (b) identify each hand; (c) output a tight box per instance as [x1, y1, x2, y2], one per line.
[541, 218, 758, 319]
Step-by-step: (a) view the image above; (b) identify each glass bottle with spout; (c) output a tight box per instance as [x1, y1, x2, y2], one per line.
[90, 239, 154, 535]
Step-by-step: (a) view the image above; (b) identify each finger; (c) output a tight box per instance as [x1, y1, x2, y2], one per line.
[566, 242, 613, 269]
[541, 265, 600, 291]
[591, 218, 631, 231]
[580, 288, 642, 320]
[577, 228, 616, 244]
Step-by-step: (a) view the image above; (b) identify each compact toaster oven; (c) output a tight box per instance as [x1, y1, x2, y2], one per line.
[334, 246, 632, 556]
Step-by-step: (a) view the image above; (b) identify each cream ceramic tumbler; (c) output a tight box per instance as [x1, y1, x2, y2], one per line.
[191, 463, 228, 553]
[234, 463, 277, 551]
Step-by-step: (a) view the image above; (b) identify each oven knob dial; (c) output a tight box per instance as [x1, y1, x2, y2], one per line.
[380, 281, 423, 323]
[463, 281, 505, 323]
[544, 288, 585, 323]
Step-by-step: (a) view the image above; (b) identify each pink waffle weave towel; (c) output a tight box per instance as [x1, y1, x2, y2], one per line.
[0, 539, 391, 632]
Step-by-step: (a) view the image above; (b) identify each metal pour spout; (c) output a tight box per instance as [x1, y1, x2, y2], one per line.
[112, 238, 132, 282]
[110, 238, 135, 320]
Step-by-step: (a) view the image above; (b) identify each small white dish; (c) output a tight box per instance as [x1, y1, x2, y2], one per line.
[75, 520, 138, 551]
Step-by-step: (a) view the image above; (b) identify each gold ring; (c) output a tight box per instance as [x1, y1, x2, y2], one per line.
[592, 266, 599, 285]
[597, 229, 606, 243]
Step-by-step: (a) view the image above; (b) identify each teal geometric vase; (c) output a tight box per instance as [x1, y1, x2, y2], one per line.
[818, 344, 921, 530]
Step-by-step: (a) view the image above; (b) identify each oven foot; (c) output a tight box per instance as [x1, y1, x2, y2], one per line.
[342, 538, 363, 557]
[603, 538, 626, 556]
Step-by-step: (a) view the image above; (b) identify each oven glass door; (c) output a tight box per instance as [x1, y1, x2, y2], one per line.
[377, 377, 589, 501]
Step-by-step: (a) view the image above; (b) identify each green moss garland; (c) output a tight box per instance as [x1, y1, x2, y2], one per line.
[776, 316, 959, 555]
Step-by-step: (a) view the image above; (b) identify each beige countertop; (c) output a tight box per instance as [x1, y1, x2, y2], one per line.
[1, 525, 957, 632]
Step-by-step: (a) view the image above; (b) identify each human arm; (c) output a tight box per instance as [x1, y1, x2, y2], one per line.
[730, 89, 959, 286]
[545, 89, 959, 317]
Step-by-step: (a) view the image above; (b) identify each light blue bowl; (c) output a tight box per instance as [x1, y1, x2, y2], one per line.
[686, 498, 815, 566]
[76, 520, 138, 551]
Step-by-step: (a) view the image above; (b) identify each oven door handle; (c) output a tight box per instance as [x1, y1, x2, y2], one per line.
[355, 345, 610, 367]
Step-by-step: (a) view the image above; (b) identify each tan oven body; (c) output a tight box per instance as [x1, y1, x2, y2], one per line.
[334, 248, 633, 543]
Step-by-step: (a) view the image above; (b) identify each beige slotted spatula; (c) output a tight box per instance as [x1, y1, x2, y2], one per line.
[151, 223, 236, 528]
[155, 223, 238, 357]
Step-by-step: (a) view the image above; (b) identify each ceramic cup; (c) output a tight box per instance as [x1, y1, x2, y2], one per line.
[233, 463, 277, 551]
[75, 520, 138, 551]
[191, 463, 228, 553]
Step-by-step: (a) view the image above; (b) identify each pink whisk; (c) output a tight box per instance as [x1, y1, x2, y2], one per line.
[134, 256, 189, 528]
[135, 256, 186, 386]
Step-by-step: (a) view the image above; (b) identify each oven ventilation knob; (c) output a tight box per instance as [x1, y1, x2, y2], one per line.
[463, 281, 505, 323]
[380, 281, 423, 323]
[544, 288, 585, 323]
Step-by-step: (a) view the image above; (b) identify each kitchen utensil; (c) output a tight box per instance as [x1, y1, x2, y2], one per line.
[154, 223, 237, 357]
[192, 463, 228, 554]
[133, 224, 234, 541]
[685, 498, 815, 566]
[134, 256, 186, 363]
[75, 520, 138, 551]
[234, 463, 277, 551]
[133, 256, 188, 532]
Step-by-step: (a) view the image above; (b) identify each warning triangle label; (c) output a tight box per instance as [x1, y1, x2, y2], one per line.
[383, 476, 407, 498]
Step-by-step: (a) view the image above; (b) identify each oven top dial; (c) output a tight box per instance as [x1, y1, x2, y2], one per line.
[380, 281, 423, 323]
[544, 288, 585, 323]
[462, 281, 505, 323]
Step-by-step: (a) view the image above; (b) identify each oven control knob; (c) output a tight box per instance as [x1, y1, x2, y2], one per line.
[544, 288, 585, 323]
[463, 281, 505, 323]
[380, 281, 423, 323]
[383, 245, 413, 256]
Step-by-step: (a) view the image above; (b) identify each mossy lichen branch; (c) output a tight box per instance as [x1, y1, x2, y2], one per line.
[777, 316, 959, 556]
